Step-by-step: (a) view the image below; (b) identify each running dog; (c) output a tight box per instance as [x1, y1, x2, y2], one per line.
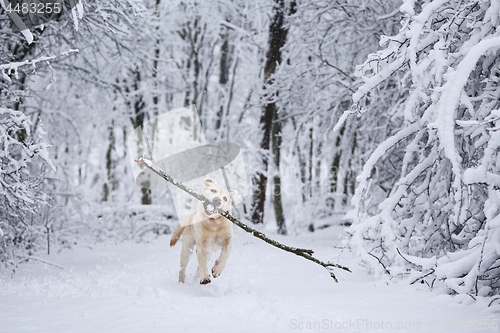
[170, 179, 235, 284]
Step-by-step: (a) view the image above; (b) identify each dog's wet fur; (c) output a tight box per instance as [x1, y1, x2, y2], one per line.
[170, 179, 235, 284]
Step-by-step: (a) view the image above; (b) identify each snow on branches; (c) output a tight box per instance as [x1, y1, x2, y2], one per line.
[0, 107, 53, 262]
[347, 0, 500, 297]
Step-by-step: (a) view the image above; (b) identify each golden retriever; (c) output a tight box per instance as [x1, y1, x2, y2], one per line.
[170, 179, 234, 284]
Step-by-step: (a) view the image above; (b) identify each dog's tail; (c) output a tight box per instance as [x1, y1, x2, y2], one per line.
[169, 224, 185, 247]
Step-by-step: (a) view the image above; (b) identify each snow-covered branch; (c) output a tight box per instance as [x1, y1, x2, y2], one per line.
[346, 0, 500, 298]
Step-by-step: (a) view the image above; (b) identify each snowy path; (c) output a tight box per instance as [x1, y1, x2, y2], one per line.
[1, 225, 498, 333]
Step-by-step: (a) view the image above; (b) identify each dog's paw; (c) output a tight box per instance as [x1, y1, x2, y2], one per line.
[178, 271, 186, 283]
[200, 277, 211, 285]
[211, 260, 225, 278]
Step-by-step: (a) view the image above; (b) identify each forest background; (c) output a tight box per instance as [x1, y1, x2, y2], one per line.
[1, 0, 499, 299]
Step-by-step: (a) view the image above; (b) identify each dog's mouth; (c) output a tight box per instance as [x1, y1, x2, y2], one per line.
[203, 197, 229, 217]
[203, 201, 218, 216]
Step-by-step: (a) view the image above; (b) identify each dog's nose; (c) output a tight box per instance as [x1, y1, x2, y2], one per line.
[213, 197, 221, 207]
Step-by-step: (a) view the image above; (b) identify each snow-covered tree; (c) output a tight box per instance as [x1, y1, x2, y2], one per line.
[0, 106, 55, 261]
[347, 0, 500, 297]
[0, 18, 58, 261]
[261, 0, 401, 231]
[0, 0, 152, 258]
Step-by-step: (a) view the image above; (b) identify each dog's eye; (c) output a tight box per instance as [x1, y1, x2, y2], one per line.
[223, 197, 228, 202]
[211, 189, 217, 193]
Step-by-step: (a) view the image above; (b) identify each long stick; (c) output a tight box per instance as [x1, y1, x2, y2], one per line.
[134, 157, 351, 282]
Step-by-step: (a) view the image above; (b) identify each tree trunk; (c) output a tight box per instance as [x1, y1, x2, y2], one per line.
[125, 69, 152, 205]
[272, 112, 286, 234]
[180, 19, 202, 113]
[103, 122, 115, 202]
[250, 0, 295, 224]
[216, 33, 230, 131]
[152, 0, 161, 116]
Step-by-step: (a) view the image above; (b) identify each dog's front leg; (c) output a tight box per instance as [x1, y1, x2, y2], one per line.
[196, 242, 211, 284]
[212, 237, 231, 278]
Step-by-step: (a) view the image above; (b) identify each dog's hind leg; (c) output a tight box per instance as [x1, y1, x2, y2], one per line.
[212, 236, 232, 278]
[178, 234, 195, 283]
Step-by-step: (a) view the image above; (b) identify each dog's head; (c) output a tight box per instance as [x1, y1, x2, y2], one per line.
[200, 179, 235, 219]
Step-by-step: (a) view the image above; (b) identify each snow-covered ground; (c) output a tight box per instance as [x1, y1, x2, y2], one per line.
[1, 224, 499, 333]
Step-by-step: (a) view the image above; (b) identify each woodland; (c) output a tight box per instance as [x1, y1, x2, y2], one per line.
[1, 0, 499, 299]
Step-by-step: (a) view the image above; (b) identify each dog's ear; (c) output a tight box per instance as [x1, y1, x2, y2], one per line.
[205, 179, 213, 186]
[229, 190, 236, 196]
